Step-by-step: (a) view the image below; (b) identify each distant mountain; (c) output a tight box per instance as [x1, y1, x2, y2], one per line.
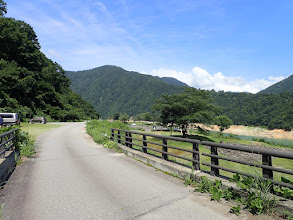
[159, 77, 188, 86]
[258, 74, 293, 94]
[66, 65, 186, 118]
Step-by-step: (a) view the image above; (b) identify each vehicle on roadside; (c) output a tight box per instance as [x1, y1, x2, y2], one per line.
[0, 113, 20, 126]
[28, 116, 47, 124]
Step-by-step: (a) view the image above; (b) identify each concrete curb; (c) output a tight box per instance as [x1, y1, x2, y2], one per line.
[0, 151, 19, 185]
[118, 143, 293, 215]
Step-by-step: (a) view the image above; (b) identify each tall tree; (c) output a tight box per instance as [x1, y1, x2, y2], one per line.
[214, 115, 233, 135]
[153, 87, 220, 137]
[0, 0, 7, 16]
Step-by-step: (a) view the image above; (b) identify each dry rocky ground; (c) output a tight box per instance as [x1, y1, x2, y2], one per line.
[195, 124, 293, 162]
[202, 124, 293, 140]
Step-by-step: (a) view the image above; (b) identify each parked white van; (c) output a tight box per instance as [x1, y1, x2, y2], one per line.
[0, 113, 20, 126]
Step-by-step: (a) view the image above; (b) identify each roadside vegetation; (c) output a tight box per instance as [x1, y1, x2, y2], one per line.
[184, 172, 293, 217]
[86, 120, 128, 152]
[0, 123, 62, 159]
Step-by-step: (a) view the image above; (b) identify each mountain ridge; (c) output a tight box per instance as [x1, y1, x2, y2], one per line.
[258, 74, 293, 94]
[66, 65, 186, 118]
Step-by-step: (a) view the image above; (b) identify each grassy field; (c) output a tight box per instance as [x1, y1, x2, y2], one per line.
[20, 123, 62, 139]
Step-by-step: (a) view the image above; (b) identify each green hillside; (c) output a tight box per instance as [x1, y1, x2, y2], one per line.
[66, 64, 293, 130]
[0, 12, 99, 120]
[212, 91, 293, 130]
[258, 74, 293, 94]
[66, 66, 185, 118]
[160, 77, 188, 86]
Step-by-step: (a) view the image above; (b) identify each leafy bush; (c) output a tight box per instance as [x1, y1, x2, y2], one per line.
[0, 126, 36, 158]
[86, 120, 128, 152]
[86, 120, 127, 144]
[231, 173, 276, 215]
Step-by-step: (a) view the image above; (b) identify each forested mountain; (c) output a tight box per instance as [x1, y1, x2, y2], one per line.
[0, 8, 99, 121]
[67, 64, 293, 129]
[66, 66, 185, 118]
[212, 91, 293, 130]
[258, 74, 293, 94]
[159, 77, 188, 86]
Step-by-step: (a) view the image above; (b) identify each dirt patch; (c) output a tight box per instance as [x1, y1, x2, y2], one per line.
[197, 124, 293, 140]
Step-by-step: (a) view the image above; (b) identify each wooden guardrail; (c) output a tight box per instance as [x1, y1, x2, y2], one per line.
[0, 128, 18, 158]
[111, 128, 293, 189]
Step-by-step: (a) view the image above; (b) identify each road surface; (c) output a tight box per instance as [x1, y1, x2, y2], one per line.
[0, 122, 238, 219]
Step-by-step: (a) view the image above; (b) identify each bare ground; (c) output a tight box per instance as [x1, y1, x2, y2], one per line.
[198, 124, 293, 140]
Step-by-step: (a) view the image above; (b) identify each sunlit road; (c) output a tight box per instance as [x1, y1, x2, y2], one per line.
[0, 122, 231, 219]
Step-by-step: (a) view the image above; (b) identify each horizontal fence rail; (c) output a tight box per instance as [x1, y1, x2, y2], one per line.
[0, 128, 18, 158]
[111, 128, 293, 189]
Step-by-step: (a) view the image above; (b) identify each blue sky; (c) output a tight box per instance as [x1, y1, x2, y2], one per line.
[6, 0, 293, 93]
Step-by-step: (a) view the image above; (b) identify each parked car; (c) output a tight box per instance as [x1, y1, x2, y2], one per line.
[28, 116, 47, 124]
[0, 113, 20, 126]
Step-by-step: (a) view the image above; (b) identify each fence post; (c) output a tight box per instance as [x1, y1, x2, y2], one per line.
[262, 154, 273, 179]
[111, 129, 114, 140]
[162, 138, 168, 160]
[117, 130, 121, 144]
[193, 143, 200, 170]
[0, 136, 5, 158]
[142, 135, 147, 153]
[125, 132, 129, 147]
[211, 145, 219, 176]
[128, 132, 132, 148]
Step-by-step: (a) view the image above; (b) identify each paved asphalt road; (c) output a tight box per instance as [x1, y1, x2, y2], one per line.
[0, 122, 235, 220]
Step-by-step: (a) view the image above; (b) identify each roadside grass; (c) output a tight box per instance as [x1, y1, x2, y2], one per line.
[0, 203, 4, 220]
[0, 123, 62, 160]
[20, 123, 61, 139]
[86, 120, 128, 152]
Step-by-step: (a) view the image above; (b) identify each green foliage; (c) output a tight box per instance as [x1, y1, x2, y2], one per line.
[194, 173, 279, 216]
[0, 14, 99, 121]
[282, 210, 293, 220]
[104, 140, 122, 153]
[230, 173, 276, 215]
[14, 129, 36, 157]
[0, 0, 7, 16]
[214, 115, 233, 134]
[273, 177, 293, 199]
[230, 205, 241, 216]
[135, 112, 153, 122]
[0, 126, 36, 158]
[86, 120, 128, 145]
[0, 203, 4, 220]
[259, 74, 293, 94]
[212, 91, 293, 130]
[223, 187, 241, 201]
[184, 173, 195, 186]
[119, 113, 129, 123]
[153, 87, 220, 137]
[194, 176, 223, 202]
[66, 65, 185, 118]
[210, 180, 223, 201]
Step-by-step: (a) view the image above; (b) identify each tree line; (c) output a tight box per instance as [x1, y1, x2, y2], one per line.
[0, 1, 99, 121]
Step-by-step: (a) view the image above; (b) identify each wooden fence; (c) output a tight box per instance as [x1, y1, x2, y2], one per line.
[111, 128, 293, 189]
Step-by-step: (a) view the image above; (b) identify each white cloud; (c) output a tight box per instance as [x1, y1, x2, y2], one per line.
[148, 67, 286, 93]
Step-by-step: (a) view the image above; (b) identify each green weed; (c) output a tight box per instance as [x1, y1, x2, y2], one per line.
[231, 172, 276, 215]
[0, 203, 5, 220]
[230, 205, 241, 216]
